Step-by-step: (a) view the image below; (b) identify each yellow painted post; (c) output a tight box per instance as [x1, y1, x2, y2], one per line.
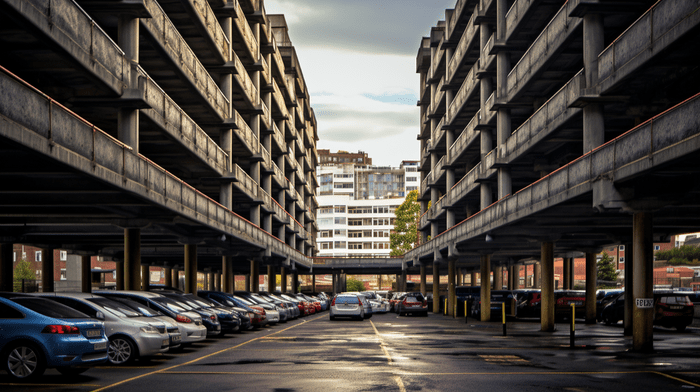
[570, 303, 576, 348]
[502, 302, 507, 336]
[444, 298, 447, 316]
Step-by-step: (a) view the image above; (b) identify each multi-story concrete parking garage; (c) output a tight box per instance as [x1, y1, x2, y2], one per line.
[0, 1, 318, 295]
[414, 0, 700, 350]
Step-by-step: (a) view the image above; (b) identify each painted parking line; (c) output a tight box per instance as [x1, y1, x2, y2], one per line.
[91, 315, 326, 392]
[370, 319, 405, 392]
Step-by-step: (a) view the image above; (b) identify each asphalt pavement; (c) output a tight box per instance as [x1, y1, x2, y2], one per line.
[2, 312, 699, 391]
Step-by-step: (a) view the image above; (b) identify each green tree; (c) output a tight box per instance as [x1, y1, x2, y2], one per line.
[390, 190, 421, 256]
[13, 260, 35, 292]
[346, 278, 365, 292]
[656, 244, 700, 265]
[597, 251, 618, 283]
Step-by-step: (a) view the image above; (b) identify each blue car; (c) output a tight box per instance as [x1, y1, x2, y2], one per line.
[0, 292, 108, 380]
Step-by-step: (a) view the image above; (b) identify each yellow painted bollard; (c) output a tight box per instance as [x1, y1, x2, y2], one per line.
[502, 302, 507, 336]
[465, 301, 468, 323]
[570, 303, 576, 348]
[444, 298, 447, 316]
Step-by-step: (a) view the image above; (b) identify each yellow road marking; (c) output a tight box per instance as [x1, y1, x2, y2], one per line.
[371, 320, 406, 391]
[91, 315, 325, 392]
[650, 371, 700, 388]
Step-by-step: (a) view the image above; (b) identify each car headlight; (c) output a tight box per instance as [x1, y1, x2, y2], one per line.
[140, 326, 159, 334]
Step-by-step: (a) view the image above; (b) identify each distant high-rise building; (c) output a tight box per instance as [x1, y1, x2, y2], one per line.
[316, 156, 420, 257]
[318, 149, 372, 166]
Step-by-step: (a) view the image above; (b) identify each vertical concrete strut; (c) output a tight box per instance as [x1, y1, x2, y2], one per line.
[433, 262, 440, 314]
[0, 243, 11, 292]
[420, 264, 427, 295]
[267, 265, 274, 292]
[585, 253, 597, 323]
[41, 248, 54, 292]
[184, 244, 197, 294]
[124, 228, 141, 291]
[583, 13, 605, 153]
[541, 242, 555, 332]
[533, 262, 541, 289]
[448, 258, 456, 317]
[496, 0, 512, 199]
[222, 256, 233, 293]
[141, 264, 150, 291]
[563, 257, 571, 290]
[624, 242, 634, 336]
[480, 255, 491, 321]
[494, 265, 503, 291]
[164, 266, 172, 288]
[281, 266, 287, 293]
[117, 15, 140, 154]
[81, 255, 92, 293]
[632, 212, 654, 351]
[115, 261, 124, 290]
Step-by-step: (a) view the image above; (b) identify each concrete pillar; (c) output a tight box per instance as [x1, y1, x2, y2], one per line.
[583, 13, 605, 153]
[496, 0, 512, 199]
[494, 265, 503, 291]
[312, 274, 316, 293]
[292, 270, 299, 293]
[585, 253, 597, 323]
[432, 263, 440, 314]
[117, 15, 140, 153]
[563, 258, 571, 290]
[141, 265, 150, 291]
[41, 248, 54, 292]
[420, 265, 427, 295]
[541, 242, 555, 332]
[81, 255, 92, 293]
[215, 273, 221, 291]
[0, 243, 12, 293]
[632, 212, 654, 351]
[624, 242, 634, 336]
[332, 273, 337, 295]
[209, 271, 216, 291]
[249, 260, 258, 292]
[244, 274, 250, 293]
[401, 270, 407, 292]
[533, 262, 541, 289]
[115, 261, 124, 290]
[471, 271, 478, 287]
[184, 244, 197, 294]
[281, 267, 287, 293]
[448, 258, 456, 317]
[124, 228, 141, 291]
[172, 269, 179, 291]
[480, 255, 491, 321]
[378, 274, 383, 291]
[164, 266, 172, 288]
[267, 265, 274, 293]
[222, 256, 233, 293]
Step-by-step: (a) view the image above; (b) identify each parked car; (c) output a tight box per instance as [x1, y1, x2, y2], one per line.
[361, 291, 390, 313]
[456, 286, 481, 316]
[329, 294, 365, 321]
[156, 292, 238, 335]
[241, 292, 287, 322]
[234, 292, 280, 324]
[389, 292, 406, 312]
[199, 291, 267, 328]
[96, 291, 207, 345]
[343, 292, 372, 318]
[596, 289, 623, 321]
[195, 292, 252, 330]
[470, 290, 517, 320]
[396, 292, 429, 316]
[35, 292, 171, 365]
[513, 289, 541, 318]
[97, 296, 182, 350]
[0, 292, 108, 380]
[600, 291, 695, 331]
[259, 292, 300, 319]
[554, 290, 586, 320]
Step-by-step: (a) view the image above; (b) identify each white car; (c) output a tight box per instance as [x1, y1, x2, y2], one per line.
[330, 294, 365, 320]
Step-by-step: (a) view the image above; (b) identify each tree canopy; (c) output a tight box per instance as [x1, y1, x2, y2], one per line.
[346, 278, 366, 292]
[655, 244, 700, 265]
[390, 190, 421, 256]
[597, 251, 618, 282]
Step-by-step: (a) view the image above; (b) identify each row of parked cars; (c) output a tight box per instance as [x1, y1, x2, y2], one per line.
[328, 291, 392, 320]
[0, 289, 331, 380]
[454, 286, 697, 331]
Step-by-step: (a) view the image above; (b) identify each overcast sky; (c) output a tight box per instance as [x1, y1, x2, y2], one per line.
[264, 0, 456, 166]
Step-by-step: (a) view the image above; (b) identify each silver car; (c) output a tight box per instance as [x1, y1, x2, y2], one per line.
[96, 291, 207, 346]
[103, 296, 182, 350]
[36, 293, 171, 365]
[330, 294, 365, 321]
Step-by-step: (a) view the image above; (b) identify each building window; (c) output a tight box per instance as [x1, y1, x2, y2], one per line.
[320, 230, 333, 238]
[60, 251, 67, 261]
[334, 241, 346, 249]
[619, 245, 625, 251]
[348, 242, 363, 250]
[334, 206, 346, 213]
[619, 257, 625, 263]
[60, 269, 67, 280]
[321, 243, 332, 250]
[654, 245, 660, 251]
[35, 251, 42, 262]
[35, 270, 42, 279]
[406, 177, 417, 182]
[13, 252, 16, 262]
[334, 217, 346, 225]
[348, 231, 362, 238]
[334, 229, 346, 236]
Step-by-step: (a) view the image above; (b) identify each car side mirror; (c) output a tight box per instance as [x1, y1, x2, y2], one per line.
[95, 311, 105, 320]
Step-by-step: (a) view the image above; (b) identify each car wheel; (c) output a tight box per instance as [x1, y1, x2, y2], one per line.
[108, 336, 136, 365]
[603, 315, 612, 325]
[329, 315, 335, 321]
[57, 366, 89, 376]
[676, 325, 687, 332]
[4, 342, 46, 380]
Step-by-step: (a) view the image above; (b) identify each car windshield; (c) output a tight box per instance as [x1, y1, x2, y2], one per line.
[233, 295, 254, 306]
[251, 294, 271, 303]
[87, 298, 141, 318]
[334, 296, 359, 304]
[660, 296, 690, 305]
[13, 297, 90, 318]
[110, 297, 163, 317]
[152, 297, 188, 313]
[405, 294, 424, 302]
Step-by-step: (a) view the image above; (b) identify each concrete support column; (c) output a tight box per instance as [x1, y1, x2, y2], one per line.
[332, 273, 337, 295]
[624, 242, 634, 336]
[494, 265, 503, 291]
[164, 266, 172, 288]
[471, 271, 478, 287]
[222, 256, 233, 293]
[172, 269, 180, 291]
[420, 265, 427, 295]
[448, 258, 456, 317]
[432, 263, 440, 314]
[117, 15, 140, 153]
[267, 265, 274, 293]
[208, 272, 216, 291]
[585, 253, 597, 324]
[184, 245, 197, 294]
[292, 270, 299, 293]
[534, 262, 541, 289]
[541, 242, 555, 332]
[583, 13, 605, 153]
[633, 212, 654, 351]
[81, 255, 92, 293]
[115, 261, 124, 290]
[281, 267, 287, 293]
[480, 255, 491, 321]
[124, 228, 141, 291]
[215, 273, 221, 291]
[312, 274, 316, 292]
[141, 265, 150, 291]
[0, 243, 11, 292]
[250, 260, 260, 293]
[401, 270, 407, 292]
[563, 258, 571, 290]
[41, 248, 54, 292]
[496, 1, 512, 199]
